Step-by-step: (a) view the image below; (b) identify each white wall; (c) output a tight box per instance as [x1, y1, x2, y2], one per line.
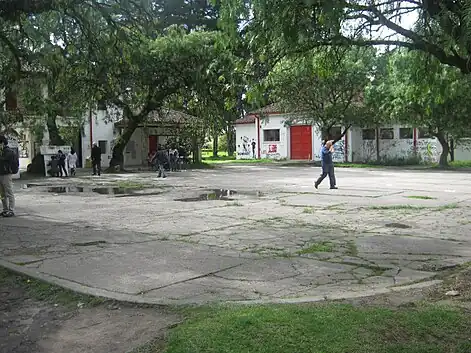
[454, 139, 471, 161]
[123, 128, 147, 166]
[351, 125, 442, 163]
[260, 115, 288, 160]
[81, 110, 115, 167]
[235, 122, 257, 159]
[312, 126, 348, 163]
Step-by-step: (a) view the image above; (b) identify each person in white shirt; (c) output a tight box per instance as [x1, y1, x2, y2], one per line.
[67, 148, 78, 176]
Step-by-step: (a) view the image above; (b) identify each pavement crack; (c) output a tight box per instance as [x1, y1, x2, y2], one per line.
[137, 262, 247, 295]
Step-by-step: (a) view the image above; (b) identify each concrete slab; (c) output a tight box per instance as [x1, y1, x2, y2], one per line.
[36, 241, 248, 295]
[4, 165, 471, 304]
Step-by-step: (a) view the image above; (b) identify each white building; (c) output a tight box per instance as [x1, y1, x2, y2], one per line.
[235, 107, 471, 163]
[80, 108, 194, 168]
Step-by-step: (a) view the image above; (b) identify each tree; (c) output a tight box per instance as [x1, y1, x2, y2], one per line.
[94, 28, 233, 169]
[218, 0, 471, 75]
[263, 46, 375, 141]
[370, 49, 471, 167]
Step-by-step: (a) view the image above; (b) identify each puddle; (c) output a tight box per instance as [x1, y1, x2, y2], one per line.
[26, 184, 155, 196]
[385, 222, 412, 229]
[175, 189, 262, 202]
[44, 186, 132, 195]
[71, 240, 107, 247]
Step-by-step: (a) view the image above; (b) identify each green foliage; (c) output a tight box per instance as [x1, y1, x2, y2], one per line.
[265, 46, 375, 137]
[218, 0, 471, 75]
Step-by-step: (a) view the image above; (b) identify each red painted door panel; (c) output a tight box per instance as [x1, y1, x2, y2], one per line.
[290, 126, 312, 160]
[148, 135, 158, 153]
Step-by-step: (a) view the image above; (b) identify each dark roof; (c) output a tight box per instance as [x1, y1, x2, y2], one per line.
[235, 115, 256, 124]
[246, 103, 286, 116]
[115, 109, 196, 127]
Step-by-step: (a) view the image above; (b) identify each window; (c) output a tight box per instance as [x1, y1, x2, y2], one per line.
[399, 128, 413, 139]
[329, 126, 342, 140]
[263, 129, 280, 142]
[362, 129, 376, 140]
[97, 100, 107, 111]
[98, 140, 107, 154]
[380, 128, 394, 140]
[418, 128, 433, 139]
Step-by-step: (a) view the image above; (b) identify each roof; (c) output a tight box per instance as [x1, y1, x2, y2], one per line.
[246, 103, 286, 116]
[115, 109, 196, 127]
[234, 115, 256, 124]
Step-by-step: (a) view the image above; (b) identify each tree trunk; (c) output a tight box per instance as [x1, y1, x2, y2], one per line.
[107, 116, 140, 171]
[46, 114, 66, 145]
[435, 131, 449, 168]
[449, 138, 455, 162]
[375, 127, 380, 162]
[212, 132, 218, 158]
[192, 135, 201, 163]
[226, 126, 235, 157]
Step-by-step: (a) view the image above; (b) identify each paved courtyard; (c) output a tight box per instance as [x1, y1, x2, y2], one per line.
[1, 165, 470, 304]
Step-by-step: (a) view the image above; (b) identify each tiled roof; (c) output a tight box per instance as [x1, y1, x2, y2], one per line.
[246, 103, 285, 116]
[115, 109, 196, 126]
[235, 115, 256, 124]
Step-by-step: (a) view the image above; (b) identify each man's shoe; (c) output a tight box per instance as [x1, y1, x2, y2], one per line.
[314, 182, 319, 189]
[3, 211, 14, 217]
[330, 186, 338, 189]
[0, 211, 7, 217]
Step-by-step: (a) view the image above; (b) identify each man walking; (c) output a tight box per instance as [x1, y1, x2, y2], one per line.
[0, 135, 19, 217]
[314, 140, 338, 190]
[91, 142, 101, 176]
[154, 145, 169, 178]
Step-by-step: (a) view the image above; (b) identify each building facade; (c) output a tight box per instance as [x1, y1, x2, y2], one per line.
[235, 111, 471, 163]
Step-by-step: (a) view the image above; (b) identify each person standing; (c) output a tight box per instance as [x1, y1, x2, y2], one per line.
[251, 140, 256, 159]
[0, 135, 19, 217]
[314, 140, 338, 190]
[155, 144, 169, 178]
[91, 142, 102, 176]
[67, 148, 78, 176]
[57, 150, 68, 177]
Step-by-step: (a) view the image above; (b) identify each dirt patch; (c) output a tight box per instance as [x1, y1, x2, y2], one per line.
[0, 269, 181, 353]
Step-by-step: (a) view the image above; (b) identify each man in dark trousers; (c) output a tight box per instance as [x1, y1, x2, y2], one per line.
[251, 139, 256, 158]
[314, 140, 338, 190]
[0, 135, 19, 217]
[91, 142, 102, 176]
[154, 144, 169, 178]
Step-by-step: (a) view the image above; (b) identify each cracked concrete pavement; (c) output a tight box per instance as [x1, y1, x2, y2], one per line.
[1, 165, 471, 304]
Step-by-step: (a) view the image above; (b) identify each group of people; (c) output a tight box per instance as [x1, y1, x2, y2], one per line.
[148, 144, 186, 178]
[47, 148, 78, 177]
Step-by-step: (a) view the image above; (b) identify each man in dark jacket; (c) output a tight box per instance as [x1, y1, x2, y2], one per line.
[153, 144, 169, 178]
[314, 140, 338, 190]
[0, 135, 19, 217]
[91, 142, 102, 176]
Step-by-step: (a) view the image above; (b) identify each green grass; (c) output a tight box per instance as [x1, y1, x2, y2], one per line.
[448, 160, 471, 168]
[0, 267, 106, 308]
[163, 304, 471, 353]
[297, 241, 334, 254]
[302, 207, 314, 214]
[406, 195, 437, 200]
[366, 203, 459, 211]
[115, 180, 148, 189]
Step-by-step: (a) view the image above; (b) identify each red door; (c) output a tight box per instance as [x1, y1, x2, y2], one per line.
[290, 126, 312, 160]
[148, 135, 158, 153]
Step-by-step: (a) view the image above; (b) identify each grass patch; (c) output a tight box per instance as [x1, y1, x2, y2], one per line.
[204, 158, 276, 164]
[0, 267, 106, 308]
[115, 180, 148, 189]
[449, 160, 471, 168]
[366, 204, 426, 211]
[406, 195, 437, 200]
[366, 203, 459, 211]
[345, 241, 359, 257]
[302, 207, 314, 214]
[297, 241, 334, 254]
[164, 304, 471, 353]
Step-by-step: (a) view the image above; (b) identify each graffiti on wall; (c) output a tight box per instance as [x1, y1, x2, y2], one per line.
[237, 136, 251, 156]
[332, 140, 345, 162]
[416, 139, 439, 163]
